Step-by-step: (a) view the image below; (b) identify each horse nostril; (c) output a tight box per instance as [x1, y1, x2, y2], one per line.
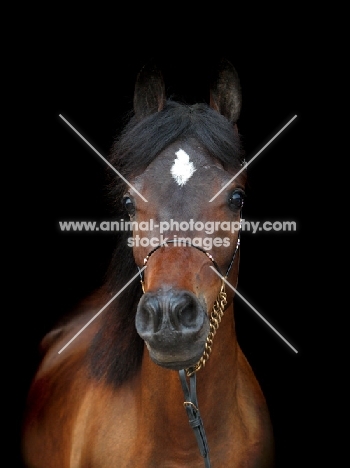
[136, 295, 161, 334]
[173, 294, 198, 329]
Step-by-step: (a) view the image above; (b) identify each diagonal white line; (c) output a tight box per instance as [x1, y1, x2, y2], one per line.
[59, 114, 148, 202]
[209, 115, 297, 202]
[210, 266, 298, 353]
[58, 266, 147, 354]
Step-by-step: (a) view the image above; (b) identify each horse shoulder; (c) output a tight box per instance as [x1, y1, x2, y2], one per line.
[21, 290, 118, 467]
[22, 349, 88, 465]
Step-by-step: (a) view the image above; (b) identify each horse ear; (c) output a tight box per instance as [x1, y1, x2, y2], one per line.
[209, 58, 242, 124]
[133, 62, 166, 120]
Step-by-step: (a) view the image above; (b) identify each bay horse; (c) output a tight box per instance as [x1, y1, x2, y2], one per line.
[21, 59, 274, 467]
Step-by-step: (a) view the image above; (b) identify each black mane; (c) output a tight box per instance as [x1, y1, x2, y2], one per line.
[88, 99, 244, 387]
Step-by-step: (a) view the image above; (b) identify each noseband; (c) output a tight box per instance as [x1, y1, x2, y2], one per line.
[137, 233, 241, 468]
[139, 237, 239, 285]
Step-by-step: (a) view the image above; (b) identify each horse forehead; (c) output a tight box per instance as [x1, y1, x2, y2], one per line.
[139, 142, 225, 189]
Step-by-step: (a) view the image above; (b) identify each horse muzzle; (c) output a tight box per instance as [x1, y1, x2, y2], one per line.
[135, 289, 209, 370]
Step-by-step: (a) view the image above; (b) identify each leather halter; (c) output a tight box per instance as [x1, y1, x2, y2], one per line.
[137, 235, 240, 287]
[136, 230, 241, 468]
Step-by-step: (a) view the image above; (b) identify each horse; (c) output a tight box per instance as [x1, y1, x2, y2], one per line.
[21, 59, 275, 467]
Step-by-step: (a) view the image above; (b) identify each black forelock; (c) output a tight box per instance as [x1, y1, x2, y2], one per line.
[107, 100, 244, 210]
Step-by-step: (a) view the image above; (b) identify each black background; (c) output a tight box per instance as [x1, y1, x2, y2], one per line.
[12, 16, 319, 468]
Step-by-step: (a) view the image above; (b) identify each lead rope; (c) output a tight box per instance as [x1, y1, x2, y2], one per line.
[185, 279, 227, 377]
[179, 369, 211, 468]
[178, 279, 227, 468]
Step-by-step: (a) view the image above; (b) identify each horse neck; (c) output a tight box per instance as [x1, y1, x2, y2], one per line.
[136, 302, 239, 446]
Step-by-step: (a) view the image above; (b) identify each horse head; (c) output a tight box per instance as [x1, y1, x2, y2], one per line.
[116, 60, 247, 371]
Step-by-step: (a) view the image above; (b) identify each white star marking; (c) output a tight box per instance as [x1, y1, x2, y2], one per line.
[171, 149, 196, 186]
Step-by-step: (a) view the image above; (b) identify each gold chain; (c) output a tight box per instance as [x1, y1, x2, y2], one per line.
[186, 279, 227, 377]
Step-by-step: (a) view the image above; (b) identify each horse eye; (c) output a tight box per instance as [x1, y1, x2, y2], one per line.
[123, 196, 136, 216]
[228, 190, 245, 211]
